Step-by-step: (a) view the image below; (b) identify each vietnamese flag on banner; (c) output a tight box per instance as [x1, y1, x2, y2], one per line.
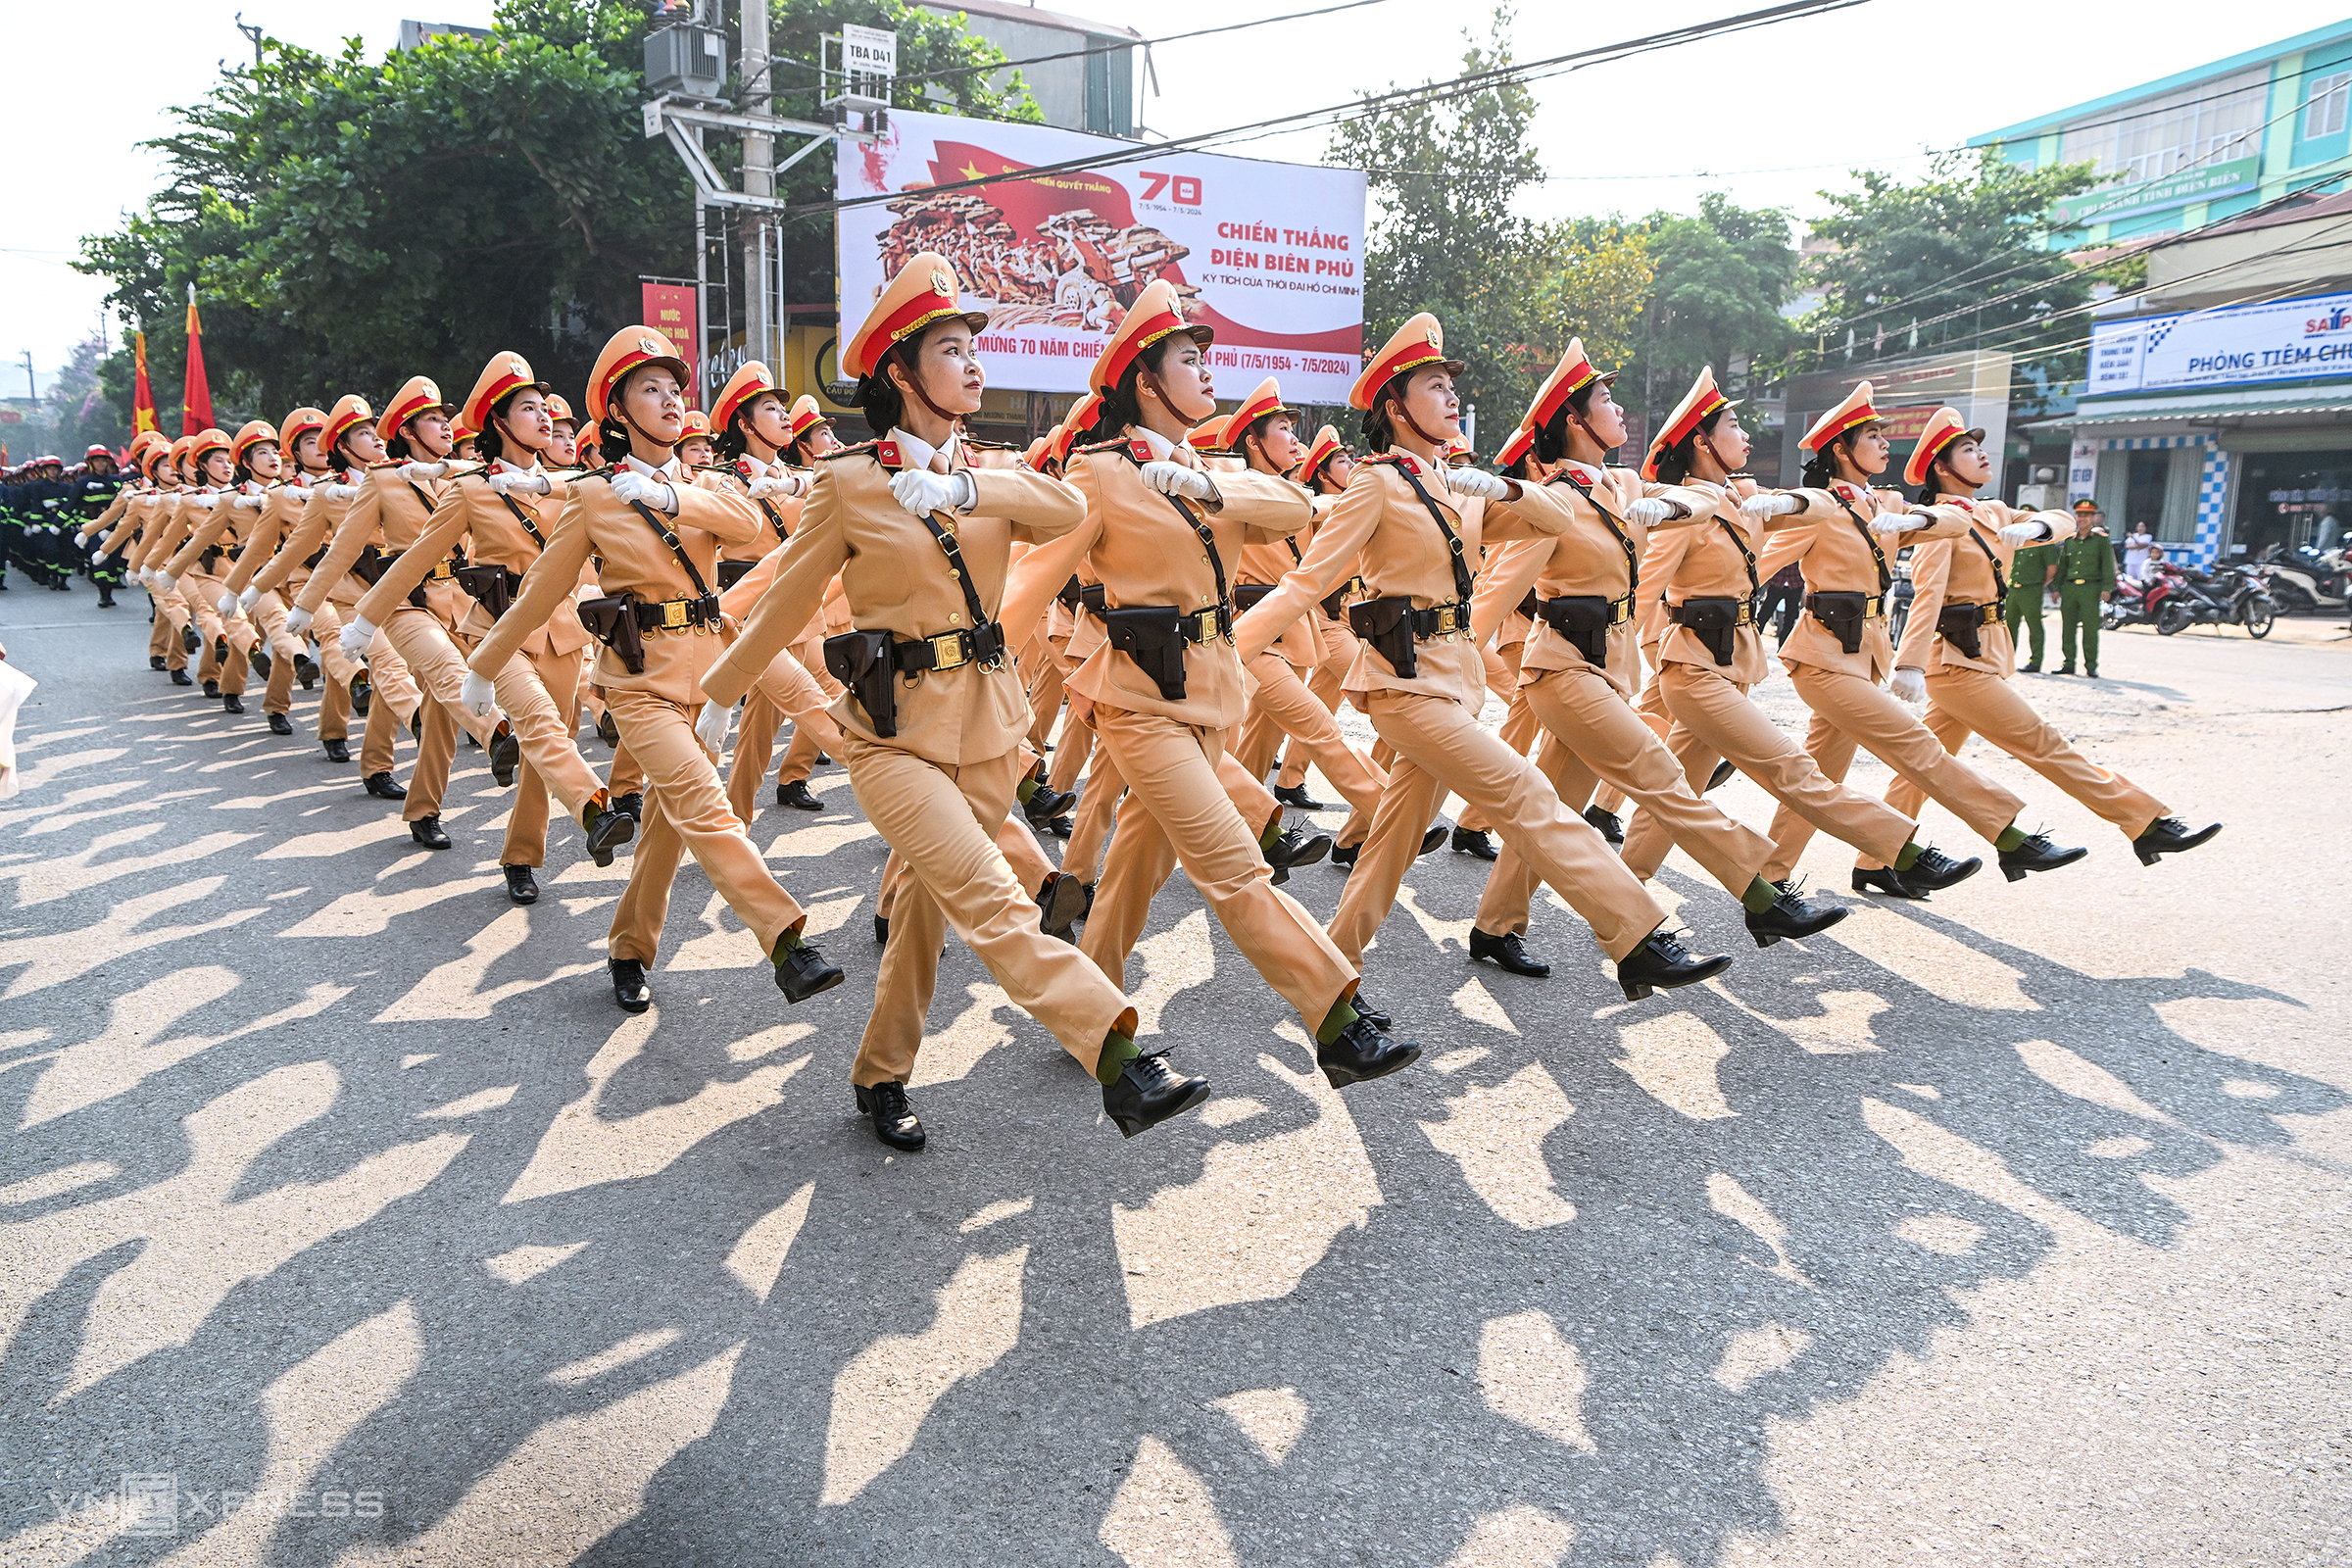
[640, 282, 701, 408]
[131, 330, 158, 437]
[181, 285, 215, 435]
[925, 142, 1139, 234]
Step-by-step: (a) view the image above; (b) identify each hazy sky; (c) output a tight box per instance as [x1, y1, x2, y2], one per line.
[7, 0, 2345, 383]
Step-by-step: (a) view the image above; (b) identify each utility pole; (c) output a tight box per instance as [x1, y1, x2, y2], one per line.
[740, 0, 775, 378]
[23, 352, 36, 402]
[233, 12, 265, 66]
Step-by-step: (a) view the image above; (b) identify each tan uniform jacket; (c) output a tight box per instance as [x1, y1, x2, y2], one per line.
[1234, 448, 1572, 713]
[296, 465, 454, 617]
[163, 484, 263, 580]
[1894, 499, 2072, 680]
[1056, 437, 1313, 730]
[136, 492, 199, 573]
[705, 440, 1084, 765]
[1756, 482, 1969, 683]
[1234, 518, 1324, 668]
[471, 466, 762, 706]
[251, 481, 354, 600]
[357, 466, 587, 658]
[222, 483, 315, 599]
[703, 461, 822, 643]
[1647, 477, 1792, 687]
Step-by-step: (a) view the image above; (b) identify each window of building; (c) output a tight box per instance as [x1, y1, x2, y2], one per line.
[2305, 72, 2351, 140]
[2059, 69, 2267, 186]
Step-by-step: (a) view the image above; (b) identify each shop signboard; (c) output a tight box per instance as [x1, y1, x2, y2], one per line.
[2089, 287, 2352, 394]
[2050, 156, 2259, 228]
[836, 109, 1368, 401]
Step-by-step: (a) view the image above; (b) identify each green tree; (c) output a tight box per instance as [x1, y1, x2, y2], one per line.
[75, 0, 1034, 426]
[1624, 191, 1797, 427]
[1797, 148, 2118, 407]
[1326, 10, 1546, 441]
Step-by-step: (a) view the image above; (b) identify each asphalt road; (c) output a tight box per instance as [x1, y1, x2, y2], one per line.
[2, 585, 2346, 1568]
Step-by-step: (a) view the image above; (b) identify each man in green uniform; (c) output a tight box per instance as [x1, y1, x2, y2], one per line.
[2006, 522, 2056, 672]
[2056, 499, 2116, 678]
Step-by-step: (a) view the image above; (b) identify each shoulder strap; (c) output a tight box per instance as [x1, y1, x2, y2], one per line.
[1826, 487, 1892, 594]
[1966, 523, 2008, 602]
[624, 498, 717, 607]
[757, 498, 791, 543]
[1714, 517, 1760, 596]
[494, 488, 547, 550]
[1392, 463, 1477, 605]
[1553, 468, 1641, 595]
[913, 512, 1003, 662]
[1160, 491, 1231, 608]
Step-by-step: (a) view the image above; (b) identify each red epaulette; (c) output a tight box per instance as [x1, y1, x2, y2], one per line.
[1073, 437, 1134, 458]
[1355, 452, 1422, 476]
[820, 439, 883, 463]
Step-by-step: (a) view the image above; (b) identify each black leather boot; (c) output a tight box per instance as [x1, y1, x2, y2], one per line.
[1706, 759, 1738, 792]
[2132, 817, 2221, 866]
[1898, 846, 1980, 893]
[1329, 842, 1358, 870]
[489, 724, 520, 788]
[1849, 865, 1927, 899]
[170, 667, 194, 686]
[856, 1081, 926, 1150]
[1023, 782, 1075, 824]
[503, 865, 539, 906]
[409, 815, 451, 850]
[774, 942, 845, 1004]
[776, 780, 823, 811]
[150, 654, 167, 670]
[202, 679, 220, 699]
[1264, 826, 1333, 885]
[1468, 928, 1549, 976]
[350, 672, 370, 716]
[248, 646, 270, 680]
[1103, 1054, 1211, 1138]
[1450, 826, 1498, 861]
[182, 625, 200, 655]
[268, 711, 293, 735]
[365, 771, 408, 800]
[583, 801, 634, 867]
[1582, 806, 1624, 844]
[1998, 831, 2086, 882]
[1745, 880, 1849, 948]
[1046, 814, 1073, 840]
[322, 737, 351, 763]
[597, 710, 620, 748]
[1350, 995, 1392, 1032]
[1038, 873, 1087, 943]
[1616, 928, 1734, 1002]
[609, 958, 651, 1013]
[1417, 822, 1449, 857]
[296, 654, 317, 689]
[872, 914, 890, 945]
[1316, 1016, 1421, 1088]
[1273, 783, 1327, 810]
[221, 693, 244, 714]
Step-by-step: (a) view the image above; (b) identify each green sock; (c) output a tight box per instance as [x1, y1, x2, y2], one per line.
[1016, 776, 1040, 805]
[1739, 876, 1780, 913]
[1894, 841, 1923, 871]
[771, 928, 805, 962]
[1315, 998, 1359, 1045]
[1259, 820, 1284, 853]
[1096, 1030, 1141, 1086]
[1994, 823, 2028, 852]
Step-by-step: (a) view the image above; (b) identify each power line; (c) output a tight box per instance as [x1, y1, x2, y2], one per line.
[918, 0, 1402, 85]
[776, 0, 1877, 221]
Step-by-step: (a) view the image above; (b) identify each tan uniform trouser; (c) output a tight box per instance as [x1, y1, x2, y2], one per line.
[1625, 662, 1913, 880]
[381, 606, 499, 823]
[1475, 663, 1774, 935]
[1456, 639, 1537, 835]
[151, 586, 191, 668]
[1079, 704, 1356, 1032]
[1852, 666, 2164, 869]
[724, 641, 842, 825]
[848, 739, 1131, 1086]
[1063, 714, 1281, 888]
[1590, 647, 1669, 817]
[1762, 663, 2026, 881]
[1276, 618, 1354, 790]
[1330, 689, 1661, 965]
[182, 567, 253, 695]
[314, 600, 414, 774]
[882, 810, 1054, 922]
[604, 687, 805, 966]
[486, 639, 604, 868]
[1024, 629, 1066, 755]
[1232, 649, 1384, 835]
[248, 591, 304, 715]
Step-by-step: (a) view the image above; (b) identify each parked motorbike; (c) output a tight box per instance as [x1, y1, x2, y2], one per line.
[2103, 575, 2154, 630]
[2155, 562, 2275, 638]
[2253, 541, 2350, 614]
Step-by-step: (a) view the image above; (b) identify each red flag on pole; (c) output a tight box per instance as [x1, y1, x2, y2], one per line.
[181, 284, 215, 435]
[640, 282, 701, 408]
[131, 329, 159, 437]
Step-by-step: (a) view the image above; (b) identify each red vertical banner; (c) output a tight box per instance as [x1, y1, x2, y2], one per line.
[182, 287, 215, 435]
[640, 283, 701, 408]
[131, 331, 159, 437]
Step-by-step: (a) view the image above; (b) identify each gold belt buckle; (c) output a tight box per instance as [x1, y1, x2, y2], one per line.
[929, 631, 967, 670]
[1865, 596, 1884, 618]
[1609, 598, 1632, 625]
[1981, 604, 2001, 626]
[1192, 610, 1218, 641]
[1432, 604, 1460, 635]
[655, 599, 689, 630]
[427, 561, 452, 581]
[1736, 603, 1753, 626]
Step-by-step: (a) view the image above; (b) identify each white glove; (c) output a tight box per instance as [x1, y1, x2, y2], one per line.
[339, 614, 375, 660]
[286, 607, 313, 636]
[487, 468, 549, 496]
[237, 585, 259, 612]
[1869, 511, 1922, 538]
[217, 593, 240, 619]
[461, 670, 498, 718]
[748, 471, 809, 500]
[233, 492, 265, 510]
[1139, 461, 1218, 503]
[154, 571, 178, 595]
[1889, 666, 1927, 706]
[91, 546, 108, 564]
[399, 461, 449, 482]
[325, 482, 361, 502]
[1444, 466, 1511, 501]
[1624, 497, 1674, 526]
[1998, 519, 2050, 547]
[609, 468, 678, 514]
[184, 493, 217, 511]
[1740, 493, 1798, 520]
[890, 466, 975, 516]
[695, 698, 733, 754]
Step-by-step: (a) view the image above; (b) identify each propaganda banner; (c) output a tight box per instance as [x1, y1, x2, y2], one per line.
[836, 110, 1368, 403]
[2090, 287, 2352, 395]
[640, 282, 701, 407]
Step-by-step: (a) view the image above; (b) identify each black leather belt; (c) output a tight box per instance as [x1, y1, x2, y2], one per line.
[1409, 599, 1470, 638]
[635, 594, 722, 633]
[890, 624, 1003, 673]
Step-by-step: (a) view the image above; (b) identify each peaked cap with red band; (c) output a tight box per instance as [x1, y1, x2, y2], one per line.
[1902, 405, 1982, 488]
[276, 410, 327, 455]
[126, 430, 169, 464]
[1090, 277, 1212, 397]
[1349, 312, 1463, 411]
[1495, 422, 1536, 472]
[680, 409, 713, 440]
[1224, 375, 1292, 437]
[1048, 392, 1101, 466]
[322, 395, 374, 455]
[844, 253, 991, 381]
[1187, 414, 1233, 452]
[710, 362, 778, 435]
[374, 375, 448, 446]
[585, 326, 690, 427]
[787, 395, 830, 443]
[1798, 380, 1881, 454]
[461, 353, 549, 437]
[188, 427, 231, 464]
[1298, 423, 1345, 483]
[1523, 337, 1614, 434]
[1642, 366, 1740, 480]
[231, 419, 278, 464]
[545, 393, 574, 426]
